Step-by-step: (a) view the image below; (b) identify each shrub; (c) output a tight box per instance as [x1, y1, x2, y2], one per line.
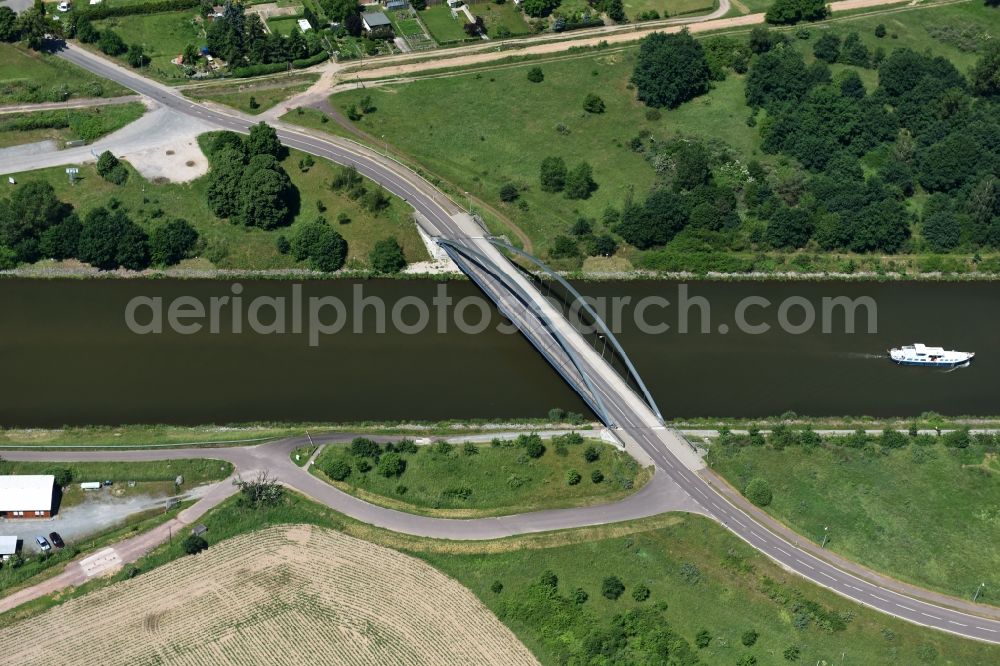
[880, 429, 908, 449]
[744, 478, 773, 507]
[369, 237, 406, 273]
[737, 657, 757, 666]
[695, 629, 712, 648]
[540, 570, 558, 588]
[602, 575, 625, 599]
[432, 440, 454, 455]
[783, 645, 801, 661]
[499, 182, 519, 202]
[376, 452, 406, 477]
[96, 150, 128, 185]
[527, 66, 544, 82]
[875, 23, 886, 38]
[591, 469, 604, 484]
[396, 439, 418, 454]
[149, 218, 198, 267]
[43, 467, 73, 487]
[183, 534, 208, 555]
[584, 445, 600, 462]
[491, 580, 503, 593]
[943, 428, 971, 449]
[547, 407, 565, 421]
[357, 459, 372, 473]
[325, 459, 351, 481]
[350, 437, 381, 458]
[539, 156, 567, 192]
[583, 93, 605, 113]
[632, 583, 650, 601]
[741, 629, 759, 646]
[463, 442, 478, 455]
[566, 469, 582, 485]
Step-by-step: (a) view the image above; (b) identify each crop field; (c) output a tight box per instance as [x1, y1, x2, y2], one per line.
[0, 525, 538, 665]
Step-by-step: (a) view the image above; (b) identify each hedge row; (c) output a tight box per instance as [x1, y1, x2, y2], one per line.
[230, 50, 329, 77]
[79, 0, 201, 20]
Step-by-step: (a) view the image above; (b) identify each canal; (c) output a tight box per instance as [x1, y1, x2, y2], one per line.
[0, 279, 995, 426]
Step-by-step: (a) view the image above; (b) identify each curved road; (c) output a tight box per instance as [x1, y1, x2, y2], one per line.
[21, 40, 1000, 645]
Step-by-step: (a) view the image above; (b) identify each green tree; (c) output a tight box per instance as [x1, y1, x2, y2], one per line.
[98, 29, 127, 56]
[540, 569, 558, 588]
[970, 41, 1000, 98]
[583, 93, 605, 113]
[631, 30, 711, 109]
[550, 235, 579, 258]
[235, 155, 295, 229]
[524, 438, 546, 458]
[490, 580, 503, 593]
[245, 121, 283, 158]
[591, 469, 604, 483]
[0, 6, 18, 42]
[0, 180, 73, 263]
[744, 478, 773, 507]
[521, 0, 559, 17]
[812, 33, 840, 63]
[741, 629, 759, 646]
[880, 428, 908, 449]
[765, 206, 812, 248]
[77, 207, 150, 271]
[839, 32, 869, 67]
[126, 43, 148, 68]
[369, 237, 406, 273]
[43, 466, 73, 487]
[149, 218, 198, 266]
[183, 534, 208, 555]
[922, 194, 960, 251]
[673, 141, 711, 191]
[527, 66, 544, 82]
[783, 645, 801, 661]
[766, 0, 828, 24]
[572, 587, 589, 604]
[745, 46, 810, 108]
[602, 575, 625, 600]
[695, 629, 712, 648]
[566, 469, 581, 485]
[539, 156, 567, 192]
[737, 656, 758, 666]
[206, 147, 246, 219]
[584, 445, 600, 462]
[376, 452, 406, 477]
[874, 23, 886, 38]
[39, 213, 82, 260]
[292, 219, 348, 272]
[17, 1, 55, 50]
[587, 234, 618, 256]
[632, 583, 651, 601]
[499, 182, 519, 201]
[564, 162, 597, 199]
[605, 0, 626, 21]
[617, 189, 688, 249]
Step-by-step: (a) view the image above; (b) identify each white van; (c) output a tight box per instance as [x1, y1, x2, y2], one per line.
[80, 481, 102, 490]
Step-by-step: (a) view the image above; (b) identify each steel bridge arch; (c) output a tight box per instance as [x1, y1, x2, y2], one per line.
[488, 238, 664, 423]
[436, 238, 617, 428]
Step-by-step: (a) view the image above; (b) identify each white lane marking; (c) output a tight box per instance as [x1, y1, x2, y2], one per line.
[870, 594, 889, 603]
[775, 547, 790, 557]
[896, 604, 917, 612]
[694, 487, 709, 499]
[750, 531, 765, 542]
[978, 627, 998, 633]
[846, 584, 863, 592]
[921, 612, 942, 620]
[795, 559, 815, 571]
[731, 517, 746, 528]
[819, 571, 836, 581]
[949, 621, 968, 627]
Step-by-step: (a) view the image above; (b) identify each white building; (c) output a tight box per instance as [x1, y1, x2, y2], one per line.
[0, 475, 55, 519]
[0, 535, 16, 560]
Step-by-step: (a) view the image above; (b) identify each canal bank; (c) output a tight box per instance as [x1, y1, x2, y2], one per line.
[1, 278, 996, 425]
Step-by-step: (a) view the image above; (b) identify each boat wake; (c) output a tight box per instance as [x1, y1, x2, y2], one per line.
[940, 361, 971, 374]
[843, 352, 886, 359]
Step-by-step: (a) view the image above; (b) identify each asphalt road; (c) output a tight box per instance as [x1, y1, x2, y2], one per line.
[32, 41, 1000, 644]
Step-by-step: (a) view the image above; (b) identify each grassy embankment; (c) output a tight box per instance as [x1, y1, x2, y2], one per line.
[708, 428, 1000, 605]
[310, 434, 649, 517]
[0, 102, 145, 149]
[0, 459, 231, 598]
[623, 0, 718, 20]
[7, 141, 428, 271]
[3, 490, 999, 664]
[0, 43, 130, 105]
[317, 1, 998, 274]
[182, 74, 318, 115]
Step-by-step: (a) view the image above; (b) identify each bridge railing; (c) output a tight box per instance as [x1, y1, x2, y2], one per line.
[488, 239, 664, 424]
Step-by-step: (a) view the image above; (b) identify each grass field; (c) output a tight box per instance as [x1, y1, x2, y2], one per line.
[311, 435, 649, 517]
[708, 436, 1000, 604]
[0, 525, 538, 665]
[421, 5, 470, 43]
[326, 1, 998, 262]
[6, 490, 998, 664]
[183, 74, 318, 115]
[622, 0, 716, 19]
[7, 141, 428, 271]
[389, 9, 427, 37]
[95, 11, 203, 82]
[0, 102, 145, 149]
[0, 43, 131, 105]
[267, 15, 303, 35]
[479, 3, 532, 36]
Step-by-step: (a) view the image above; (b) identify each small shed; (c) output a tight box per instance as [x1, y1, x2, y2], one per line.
[0, 535, 17, 560]
[192, 524, 208, 537]
[297, 18, 312, 32]
[361, 11, 391, 33]
[383, 0, 408, 9]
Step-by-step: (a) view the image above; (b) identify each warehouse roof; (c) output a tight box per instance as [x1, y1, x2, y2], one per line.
[0, 475, 54, 512]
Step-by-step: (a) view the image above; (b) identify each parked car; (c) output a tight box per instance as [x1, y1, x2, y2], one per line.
[102, 480, 113, 487]
[35, 536, 51, 552]
[48, 532, 65, 549]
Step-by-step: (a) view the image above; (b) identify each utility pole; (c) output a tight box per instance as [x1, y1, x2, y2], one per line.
[821, 526, 829, 548]
[464, 191, 471, 213]
[974, 582, 985, 602]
